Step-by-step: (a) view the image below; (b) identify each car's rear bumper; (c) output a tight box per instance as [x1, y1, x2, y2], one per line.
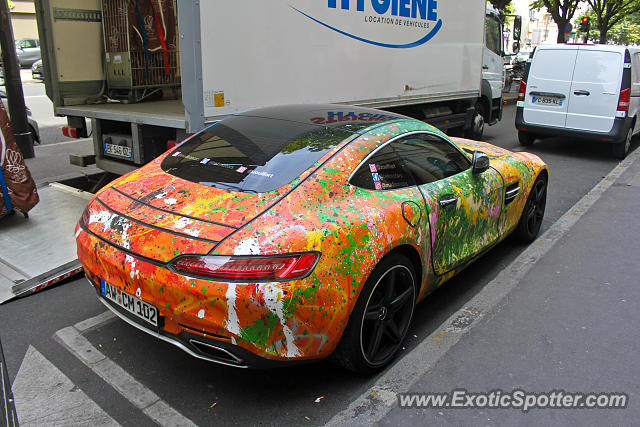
[76, 224, 340, 367]
[515, 107, 631, 143]
[89, 276, 316, 369]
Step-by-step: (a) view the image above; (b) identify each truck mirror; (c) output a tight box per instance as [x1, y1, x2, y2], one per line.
[512, 41, 520, 54]
[513, 16, 522, 40]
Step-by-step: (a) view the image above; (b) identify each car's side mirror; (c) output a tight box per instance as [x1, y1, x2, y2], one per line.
[472, 151, 490, 174]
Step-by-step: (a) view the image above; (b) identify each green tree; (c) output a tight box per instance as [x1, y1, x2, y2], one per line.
[608, 11, 640, 44]
[531, 0, 584, 42]
[586, 0, 640, 43]
[490, 0, 513, 10]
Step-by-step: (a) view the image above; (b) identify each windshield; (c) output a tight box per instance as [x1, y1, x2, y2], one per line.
[161, 116, 354, 193]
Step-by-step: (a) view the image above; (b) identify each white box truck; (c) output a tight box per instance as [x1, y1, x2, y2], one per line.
[34, 0, 517, 175]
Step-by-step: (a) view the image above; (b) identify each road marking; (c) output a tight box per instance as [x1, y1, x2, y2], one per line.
[24, 95, 48, 99]
[11, 345, 118, 426]
[55, 312, 197, 427]
[326, 148, 640, 426]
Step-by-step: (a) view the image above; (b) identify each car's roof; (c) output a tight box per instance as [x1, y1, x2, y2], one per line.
[234, 104, 409, 133]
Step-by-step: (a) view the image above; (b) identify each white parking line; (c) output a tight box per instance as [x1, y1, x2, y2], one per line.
[326, 148, 640, 426]
[54, 312, 197, 427]
[12, 346, 118, 426]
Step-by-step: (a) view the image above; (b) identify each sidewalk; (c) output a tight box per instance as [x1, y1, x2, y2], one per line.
[374, 152, 640, 424]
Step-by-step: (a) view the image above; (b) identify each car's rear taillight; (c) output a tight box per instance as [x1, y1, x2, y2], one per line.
[518, 80, 527, 102]
[618, 88, 631, 112]
[171, 253, 320, 282]
[79, 205, 90, 229]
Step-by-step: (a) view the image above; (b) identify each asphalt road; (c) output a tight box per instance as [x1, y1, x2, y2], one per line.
[0, 104, 628, 426]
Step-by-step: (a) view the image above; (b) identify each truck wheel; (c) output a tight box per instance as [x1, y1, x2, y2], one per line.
[613, 127, 632, 159]
[464, 101, 485, 140]
[331, 253, 416, 374]
[518, 130, 535, 146]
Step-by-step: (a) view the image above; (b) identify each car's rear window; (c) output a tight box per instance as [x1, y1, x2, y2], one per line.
[161, 116, 353, 193]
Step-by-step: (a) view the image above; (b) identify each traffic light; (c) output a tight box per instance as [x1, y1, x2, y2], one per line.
[579, 16, 590, 33]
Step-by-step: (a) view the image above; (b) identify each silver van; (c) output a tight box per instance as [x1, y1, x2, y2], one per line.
[515, 44, 638, 159]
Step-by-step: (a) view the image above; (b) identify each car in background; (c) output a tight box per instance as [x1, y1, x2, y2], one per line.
[15, 38, 41, 68]
[516, 44, 637, 159]
[0, 89, 40, 144]
[31, 59, 43, 81]
[76, 104, 548, 373]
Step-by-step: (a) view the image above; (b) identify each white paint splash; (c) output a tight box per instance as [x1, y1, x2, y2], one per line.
[225, 284, 241, 336]
[88, 211, 116, 228]
[135, 288, 141, 298]
[233, 237, 261, 255]
[197, 309, 205, 319]
[154, 191, 167, 199]
[174, 217, 192, 230]
[260, 282, 300, 358]
[164, 198, 178, 205]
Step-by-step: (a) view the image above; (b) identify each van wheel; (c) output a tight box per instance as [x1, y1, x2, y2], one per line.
[331, 253, 416, 374]
[518, 130, 535, 146]
[613, 127, 632, 159]
[464, 101, 486, 140]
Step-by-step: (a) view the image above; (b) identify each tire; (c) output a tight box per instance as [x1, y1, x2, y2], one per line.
[28, 125, 39, 145]
[518, 130, 535, 146]
[332, 253, 417, 374]
[464, 100, 486, 140]
[515, 174, 547, 243]
[613, 127, 633, 160]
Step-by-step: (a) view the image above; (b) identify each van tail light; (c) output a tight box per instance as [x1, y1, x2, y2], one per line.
[518, 80, 527, 102]
[618, 88, 630, 112]
[171, 253, 320, 282]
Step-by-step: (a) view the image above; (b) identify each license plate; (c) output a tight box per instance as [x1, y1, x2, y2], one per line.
[100, 280, 158, 327]
[104, 143, 133, 158]
[532, 96, 563, 106]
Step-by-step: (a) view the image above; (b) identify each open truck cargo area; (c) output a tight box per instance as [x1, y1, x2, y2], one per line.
[35, 0, 513, 175]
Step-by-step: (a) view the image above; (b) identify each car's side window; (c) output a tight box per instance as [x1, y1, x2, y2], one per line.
[350, 144, 414, 190]
[391, 133, 471, 185]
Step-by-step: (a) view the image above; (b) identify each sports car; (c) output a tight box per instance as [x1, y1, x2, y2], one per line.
[75, 105, 548, 373]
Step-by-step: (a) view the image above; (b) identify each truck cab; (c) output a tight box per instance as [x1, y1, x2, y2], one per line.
[474, 4, 513, 139]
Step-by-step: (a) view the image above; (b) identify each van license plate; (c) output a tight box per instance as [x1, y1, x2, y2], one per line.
[100, 280, 158, 327]
[104, 143, 133, 158]
[533, 96, 563, 106]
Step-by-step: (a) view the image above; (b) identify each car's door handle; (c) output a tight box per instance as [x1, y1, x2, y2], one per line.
[439, 197, 457, 207]
[574, 90, 590, 96]
[482, 65, 489, 70]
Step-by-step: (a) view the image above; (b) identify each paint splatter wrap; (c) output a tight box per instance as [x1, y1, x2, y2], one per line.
[76, 118, 547, 363]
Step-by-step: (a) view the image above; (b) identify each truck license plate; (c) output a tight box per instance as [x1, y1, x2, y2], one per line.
[532, 96, 563, 106]
[104, 143, 133, 158]
[100, 279, 158, 327]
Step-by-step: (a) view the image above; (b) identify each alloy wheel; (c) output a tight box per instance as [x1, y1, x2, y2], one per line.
[360, 265, 415, 367]
[525, 179, 546, 236]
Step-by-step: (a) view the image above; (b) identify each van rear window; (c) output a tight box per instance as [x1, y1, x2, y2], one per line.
[530, 49, 577, 81]
[161, 116, 353, 193]
[572, 51, 621, 85]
